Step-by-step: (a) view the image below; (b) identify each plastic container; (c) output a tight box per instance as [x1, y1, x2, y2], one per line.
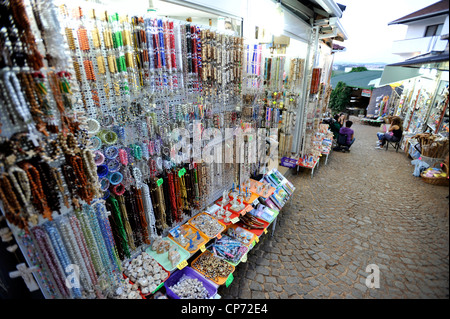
[236, 216, 269, 237]
[145, 237, 190, 272]
[191, 250, 235, 285]
[207, 203, 240, 226]
[123, 261, 170, 297]
[226, 224, 257, 247]
[280, 157, 298, 168]
[210, 234, 249, 267]
[227, 192, 259, 207]
[188, 212, 226, 239]
[247, 205, 279, 223]
[165, 266, 218, 299]
[168, 223, 209, 253]
[248, 179, 275, 198]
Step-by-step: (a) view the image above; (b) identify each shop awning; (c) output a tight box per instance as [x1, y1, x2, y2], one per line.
[379, 50, 449, 86]
[378, 65, 422, 86]
[388, 51, 449, 70]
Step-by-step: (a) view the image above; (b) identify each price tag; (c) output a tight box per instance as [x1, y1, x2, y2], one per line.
[200, 245, 206, 252]
[157, 178, 164, 187]
[264, 228, 268, 235]
[178, 168, 186, 177]
[255, 236, 259, 243]
[225, 273, 234, 288]
[240, 254, 247, 263]
[252, 198, 260, 206]
[216, 233, 222, 239]
[177, 259, 188, 270]
[230, 217, 239, 224]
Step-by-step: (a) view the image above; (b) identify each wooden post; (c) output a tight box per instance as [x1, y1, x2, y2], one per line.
[406, 89, 421, 132]
[435, 94, 449, 134]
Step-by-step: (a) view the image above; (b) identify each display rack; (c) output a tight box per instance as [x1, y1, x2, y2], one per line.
[0, 0, 338, 300]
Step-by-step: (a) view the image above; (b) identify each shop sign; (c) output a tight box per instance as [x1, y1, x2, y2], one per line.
[362, 89, 372, 97]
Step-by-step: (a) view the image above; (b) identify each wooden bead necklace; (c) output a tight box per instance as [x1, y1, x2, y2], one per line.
[0, 173, 27, 230]
[19, 162, 53, 221]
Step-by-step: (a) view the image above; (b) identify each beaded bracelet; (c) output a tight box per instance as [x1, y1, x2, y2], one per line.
[94, 150, 105, 166]
[98, 130, 118, 145]
[105, 146, 119, 159]
[108, 172, 123, 185]
[104, 130, 118, 145]
[100, 178, 110, 191]
[102, 190, 111, 200]
[118, 149, 128, 165]
[97, 164, 109, 178]
[107, 158, 121, 172]
[132, 167, 142, 186]
[141, 142, 149, 159]
[90, 136, 102, 150]
[131, 144, 142, 160]
[101, 114, 115, 127]
[114, 126, 126, 140]
[112, 183, 125, 196]
[148, 140, 155, 156]
[86, 118, 100, 135]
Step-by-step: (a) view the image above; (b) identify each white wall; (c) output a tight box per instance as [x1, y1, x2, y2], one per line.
[404, 15, 448, 39]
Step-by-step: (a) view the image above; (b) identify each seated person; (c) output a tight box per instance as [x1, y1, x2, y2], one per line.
[338, 113, 346, 126]
[375, 116, 403, 149]
[329, 114, 341, 140]
[339, 120, 355, 147]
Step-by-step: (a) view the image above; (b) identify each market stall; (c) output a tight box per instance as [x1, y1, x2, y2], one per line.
[0, 0, 314, 299]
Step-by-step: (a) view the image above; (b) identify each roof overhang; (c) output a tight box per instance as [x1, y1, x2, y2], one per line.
[388, 10, 448, 25]
[388, 51, 449, 71]
[379, 52, 449, 86]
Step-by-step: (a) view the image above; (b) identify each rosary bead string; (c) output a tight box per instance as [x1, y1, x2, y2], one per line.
[31, 226, 71, 298]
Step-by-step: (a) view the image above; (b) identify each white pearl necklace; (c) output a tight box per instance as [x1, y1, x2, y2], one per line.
[132, 167, 143, 189]
[3, 70, 40, 146]
[3, 70, 32, 123]
[141, 183, 157, 237]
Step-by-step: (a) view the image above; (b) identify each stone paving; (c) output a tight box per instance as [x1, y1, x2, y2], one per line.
[220, 117, 449, 299]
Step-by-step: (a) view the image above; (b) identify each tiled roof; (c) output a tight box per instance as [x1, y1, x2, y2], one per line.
[330, 70, 383, 89]
[388, 0, 449, 25]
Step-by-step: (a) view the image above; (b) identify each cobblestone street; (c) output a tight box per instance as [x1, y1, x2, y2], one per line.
[220, 118, 449, 299]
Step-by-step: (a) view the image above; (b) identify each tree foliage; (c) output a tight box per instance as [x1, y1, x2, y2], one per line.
[349, 66, 368, 73]
[329, 81, 351, 113]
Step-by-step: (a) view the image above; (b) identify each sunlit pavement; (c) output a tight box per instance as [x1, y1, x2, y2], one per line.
[220, 117, 449, 299]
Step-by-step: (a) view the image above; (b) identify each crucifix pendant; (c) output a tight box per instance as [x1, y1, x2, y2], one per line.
[27, 125, 40, 147]
[9, 263, 39, 292]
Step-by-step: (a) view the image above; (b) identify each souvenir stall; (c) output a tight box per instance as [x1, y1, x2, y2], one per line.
[0, 0, 302, 299]
[257, 39, 309, 169]
[297, 39, 335, 174]
[391, 68, 449, 157]
[424, 75, 449, 136]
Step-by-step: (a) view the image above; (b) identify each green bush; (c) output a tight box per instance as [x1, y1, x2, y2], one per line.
[349, 67, 368, 73]
[329, 81, 351, 113]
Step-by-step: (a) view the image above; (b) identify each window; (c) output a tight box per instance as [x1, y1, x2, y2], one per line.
[424, 24, 443, 37]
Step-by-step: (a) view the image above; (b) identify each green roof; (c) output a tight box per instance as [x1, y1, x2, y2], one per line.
[330, 70, 383, 89]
